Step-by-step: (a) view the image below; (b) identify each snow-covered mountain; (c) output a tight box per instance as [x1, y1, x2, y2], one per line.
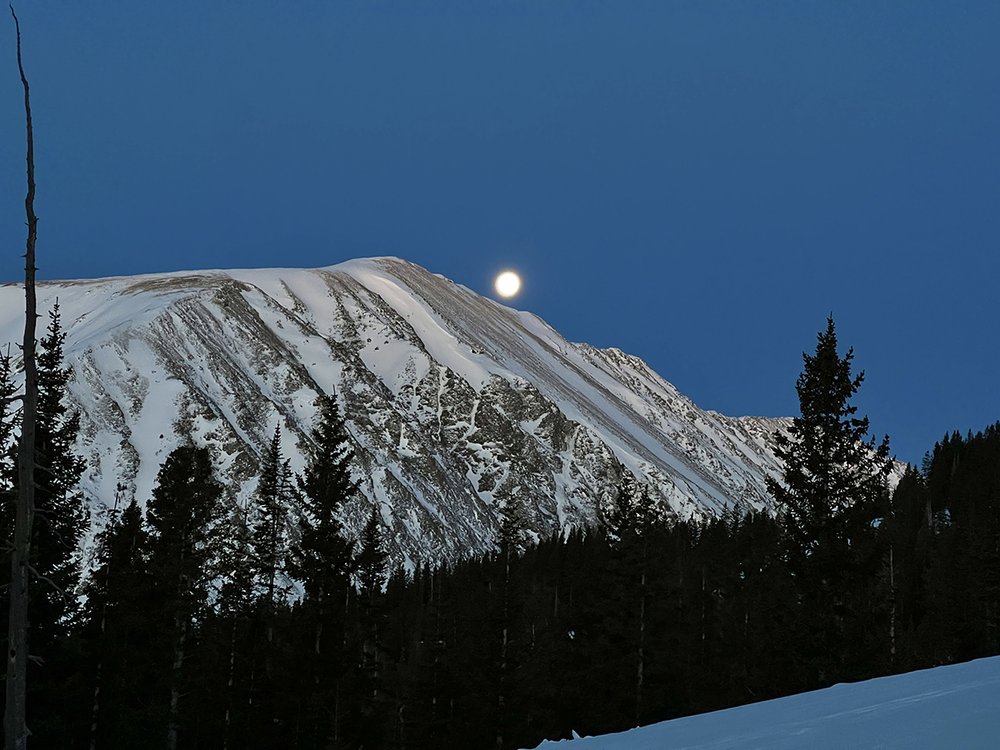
[528, 656, 1000, 749]
[0, 257, 787, 566]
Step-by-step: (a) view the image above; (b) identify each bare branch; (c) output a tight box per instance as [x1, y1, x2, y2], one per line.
[25, 563, 71, 604]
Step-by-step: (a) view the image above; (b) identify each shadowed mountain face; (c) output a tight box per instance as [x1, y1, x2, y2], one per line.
[0, 257, 786, 567]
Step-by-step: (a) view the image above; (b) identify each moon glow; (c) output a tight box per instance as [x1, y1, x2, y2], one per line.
[494, 271, 522, 298]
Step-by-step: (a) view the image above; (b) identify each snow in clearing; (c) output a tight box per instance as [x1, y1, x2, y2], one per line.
[528, 656, 1000, 749]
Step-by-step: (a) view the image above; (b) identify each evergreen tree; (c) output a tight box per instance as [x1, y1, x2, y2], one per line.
[241, 423, 299, 745]
[250, 425, 296, 610]
[404, 564, 461, 748]
[82, 497, 157, 748]
[727, 510, 796, 703]
[352, 504, 390, 744]
[2, 305, 91, 745]
[603, 473, 655, 545]
[211, 490, 258, 750]
[918, 424, 1000, 664]
[28, 304, 88, 644]
[766, 316, 893, 685]
[884, 465, 933, 670]
[602, 475, 658, 725]
[291, 393, 358, 601]
[145, 442, 227, 750]
[490, 486, 535, 749]
[356, 504, 389, 602]
[289, 392, 358, 748]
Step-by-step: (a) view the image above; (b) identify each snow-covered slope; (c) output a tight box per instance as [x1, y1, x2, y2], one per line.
[0, 257, 786, 565]
[529, 656, 1000, 749]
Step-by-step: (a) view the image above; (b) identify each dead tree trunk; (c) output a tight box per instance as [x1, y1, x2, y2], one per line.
[5, 6, 39, 749]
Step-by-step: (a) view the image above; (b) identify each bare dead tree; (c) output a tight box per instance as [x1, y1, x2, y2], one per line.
[5, 5, 39, 749]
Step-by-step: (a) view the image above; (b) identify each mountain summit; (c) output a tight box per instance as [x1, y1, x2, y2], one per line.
[0, 257, 785, 565]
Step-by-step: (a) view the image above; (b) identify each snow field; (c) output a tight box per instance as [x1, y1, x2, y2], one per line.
[528, 656, 1000, 750]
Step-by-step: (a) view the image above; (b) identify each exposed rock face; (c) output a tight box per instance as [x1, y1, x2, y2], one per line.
[0, 258, 787, 567]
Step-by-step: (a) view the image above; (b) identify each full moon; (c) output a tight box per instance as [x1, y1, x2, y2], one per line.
[494, 271, 522, 298]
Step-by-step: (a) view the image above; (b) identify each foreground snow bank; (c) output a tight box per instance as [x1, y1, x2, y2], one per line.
[529, 656, 1000, 749]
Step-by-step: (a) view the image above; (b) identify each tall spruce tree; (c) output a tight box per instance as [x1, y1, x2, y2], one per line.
[250, 424, 296, 617]
[766, 317, 893, 685]
[292, 394, 358, 600]
[21, 304, 88, 648]
[290, 392, 358, 748]
[356, 505, 388, 603]
[884, 465, 933, 669]
[353, 505, 390, 743]
[493, 487, 531, 750]
[2, 305, 91, 745]
[214, 493, 256, 750]
[145, 442, 226, 750]
[244, 423, 298, 744]
[83, 498, 157, 749]
[603, 475, 657, 725]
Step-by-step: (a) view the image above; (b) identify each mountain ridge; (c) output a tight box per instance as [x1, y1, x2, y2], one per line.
[0, 257, 788, 566]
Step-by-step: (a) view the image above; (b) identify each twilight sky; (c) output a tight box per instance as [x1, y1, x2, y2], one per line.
[1, 2, 998, 464]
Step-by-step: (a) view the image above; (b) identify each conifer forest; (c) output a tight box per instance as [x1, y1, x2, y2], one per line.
[3, 10, 999, 748]
[2, 306, 1000, 749]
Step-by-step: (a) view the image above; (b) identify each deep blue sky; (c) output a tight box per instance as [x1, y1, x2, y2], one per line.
[2, 2, 998, 464]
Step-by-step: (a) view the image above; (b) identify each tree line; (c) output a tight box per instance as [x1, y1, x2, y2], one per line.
[3, 313, 1000, 749]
